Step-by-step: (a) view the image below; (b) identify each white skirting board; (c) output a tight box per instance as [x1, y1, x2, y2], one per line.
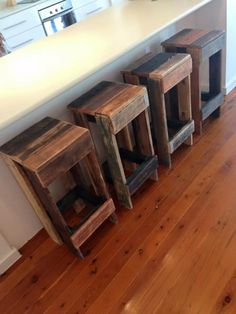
[224, 76, 236, 95]
[0, 233, 21, 275]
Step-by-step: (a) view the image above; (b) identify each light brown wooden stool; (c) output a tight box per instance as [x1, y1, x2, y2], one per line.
[162, 29, 225, 134]
[0, 117, 116, 258]
[68, 81, 158, 209]
[122, 52, 194, 168]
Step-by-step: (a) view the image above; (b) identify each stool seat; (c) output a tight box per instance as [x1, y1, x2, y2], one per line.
[0, 117, 116, 257]
[0, 117, 92, 187]
[69, 81, 158, 209]
[162, 29, 225, 49]
[69, 81, 148, 134]
[123, 52, 192, 93]
[162, 28, 225, 134]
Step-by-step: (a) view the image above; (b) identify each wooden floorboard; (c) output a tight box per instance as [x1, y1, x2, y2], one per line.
[1, 90, 236, 313]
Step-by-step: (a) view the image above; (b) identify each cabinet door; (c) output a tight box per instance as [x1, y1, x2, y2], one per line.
[71, 0, 95, 10]
[6, 25, 46, 51]
[79, 0, 110, 20]
[0, 9, 42, 40]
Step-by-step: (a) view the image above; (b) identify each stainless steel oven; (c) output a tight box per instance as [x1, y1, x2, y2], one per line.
[38, 0, 78, 36]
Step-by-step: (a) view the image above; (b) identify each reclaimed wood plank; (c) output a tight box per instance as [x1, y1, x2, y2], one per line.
[148, 79, 171, 167]
[209, 49, 223, 118]
[71, 199, 115, 249]
[95, 115, 132, 209]
[202, 92, 224, 121]
[168, 120, 195, 154]
[2, 156, 62, 245]
[177, 75, 194, 145]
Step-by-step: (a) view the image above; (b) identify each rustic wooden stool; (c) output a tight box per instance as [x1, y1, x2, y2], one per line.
[0, 117, 116, 258]
[162, 29, 225, 134]
[122, 52, 194, 167]
[68, 81, 158, 209]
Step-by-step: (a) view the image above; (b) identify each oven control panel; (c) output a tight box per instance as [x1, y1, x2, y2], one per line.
[38, 0, 73, 20]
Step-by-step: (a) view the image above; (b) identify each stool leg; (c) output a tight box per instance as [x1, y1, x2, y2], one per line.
[96, 115, 132, 209]
[187, 47, 202, 135]
[149, 79, 171, 168]
[84, 149, 110, 199]
[109, 212, 118, 224]
[210, 50, 222, 118]
[3, 157, 62, 245]
[133, 108, 158, 181]
[177, 75, 193, 146]
[117, 125, 136, 171]
[25, 170, 82, 257]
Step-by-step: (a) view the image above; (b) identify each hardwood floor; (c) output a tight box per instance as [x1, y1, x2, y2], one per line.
[1, 90, 236, 314]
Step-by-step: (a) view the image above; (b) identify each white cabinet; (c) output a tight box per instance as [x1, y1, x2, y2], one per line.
[74, 0, 110, 21]
[6, 25, 45, 50]
[0, 8, 42, 40]
[109, 0, 122, 5]
[0, 5, 46, 51]
[0, 0, 110, 51]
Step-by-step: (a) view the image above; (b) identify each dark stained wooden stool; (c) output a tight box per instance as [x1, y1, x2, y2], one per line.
[122, 52, 194, 168]
[162, 29, 225, 134]
[0, 117, 116, 258]
[68, 81, 158, 209]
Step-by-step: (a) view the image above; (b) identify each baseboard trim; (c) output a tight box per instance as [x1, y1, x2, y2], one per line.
[0, 248, 21, 275]
[224, 76, 236, 95]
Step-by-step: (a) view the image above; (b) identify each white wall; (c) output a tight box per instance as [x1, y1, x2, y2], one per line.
[0, 232, 21, 274]
[1, 0, 233, 250]
[193, 0, 227, 92]
[225, 0, 236, 93]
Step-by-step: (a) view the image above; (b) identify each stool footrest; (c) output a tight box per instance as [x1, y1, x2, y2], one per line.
[71, 198, 115, 249]
[102, 149, 158, 192]
[202, 92, 224, 121]
[127, 155, 158, 195]
[57, 185, 105, 214]
[119, 147, 149, 164]
[167, 119, 189, 130]
[168, 120, 195, 154]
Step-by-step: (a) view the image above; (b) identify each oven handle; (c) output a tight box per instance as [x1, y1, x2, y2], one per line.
[42, 8, 75, 23]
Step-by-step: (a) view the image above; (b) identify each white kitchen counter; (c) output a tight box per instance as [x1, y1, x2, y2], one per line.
[0, 0, 213, 134]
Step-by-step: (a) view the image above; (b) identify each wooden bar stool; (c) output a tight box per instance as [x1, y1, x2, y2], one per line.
[68, 81, 158, 209]
[162, 29, 225, 134]
[122, 52, 194, 168]
[0, 117, 116, 258]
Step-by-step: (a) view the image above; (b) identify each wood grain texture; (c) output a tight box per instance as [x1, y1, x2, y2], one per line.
[69, 81, 148, 134]
[0, 117, 93, 187]
[162, 29, 225, 135]
[95, 114, 132, 209]
[69, 81, 158, 209]
[0, 117, 116, 257]
[122, 52, 193, 168]
[71, 199, 115, 249]
[148, 79, 171, 167]
[2, 156, 62, 245]
[168, 120, 195, 154]
[132, 108, 158, 181]
[149, 54, 192, 93]
[177, 75, 194, 145]
[162, 29, 225, 49]
[122, 52, 192, 94]
[2, 91, 236, 314]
